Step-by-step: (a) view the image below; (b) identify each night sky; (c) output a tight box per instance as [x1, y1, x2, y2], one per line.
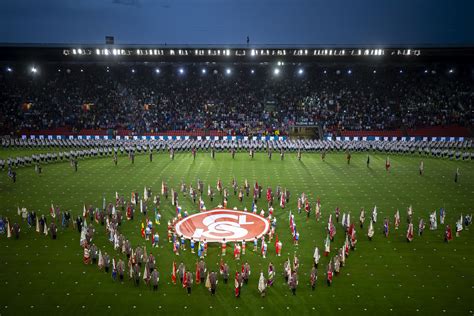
[0, 0, 473, 45]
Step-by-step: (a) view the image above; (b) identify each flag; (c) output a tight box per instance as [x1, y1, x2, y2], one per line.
[219, 259, 224, 275]
[205, 273, 211, 290]
[324, 235, 330, 255]
[36, 216, 40, 233]
[258, 273, 266, 294]
[50, 203, 56, 218]
[171, 262, 177, 284]
[140, 199, 143, 213]
[98, 250, 104, 268]
[6, 222, 11, 238]
[80, 226, 86, 246]
[143, 265, 149, 281]
[407, 223, 414, 241]
[115, 191, 119, 199]
[17, 207, 21, 216]
[196, 262, 201, 284]
[83, 204, 87, 217]
[182, 269, 187, 288]
[234, 272, 240, 297]
[43, 222, 48, 236]
[161, 181, 165, 195]
[141, 222, 145, 238]
[102, 196, 106, 210]
[274, 233, 279, 250]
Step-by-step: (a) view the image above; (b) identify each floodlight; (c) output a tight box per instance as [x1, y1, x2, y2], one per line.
[6, 67, 12, 72]
[202, 68, 207, 74]
[155, 68, 160, 74]
[298, 69, 304, 75]
[179, 68, 184, 74]
[274, 68, 280, 75]
[226, 68, 231, 75]
[31, 67, 37, 73]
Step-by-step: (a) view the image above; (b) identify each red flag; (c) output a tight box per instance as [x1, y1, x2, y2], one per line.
[182, 270, 187, 288]
[274, 233, 279, 249]
[196, 262, 201, 284]
[219, 258, 224, 275]
[171, 261, 177, 284]
[234, 272, 240, 297]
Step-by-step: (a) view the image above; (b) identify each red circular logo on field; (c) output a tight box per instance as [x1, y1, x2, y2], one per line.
[175, 209, 270, 242]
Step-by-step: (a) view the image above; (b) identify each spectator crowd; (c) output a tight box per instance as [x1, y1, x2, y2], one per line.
[0, 64, 472, 136]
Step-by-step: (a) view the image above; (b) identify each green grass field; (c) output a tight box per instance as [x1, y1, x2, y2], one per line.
[0, 151, 473, 316]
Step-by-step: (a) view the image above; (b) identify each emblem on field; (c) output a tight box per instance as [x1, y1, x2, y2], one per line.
[174, 209, 270, 242]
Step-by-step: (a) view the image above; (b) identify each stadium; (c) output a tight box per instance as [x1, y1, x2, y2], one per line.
[0, 1, 473, 316]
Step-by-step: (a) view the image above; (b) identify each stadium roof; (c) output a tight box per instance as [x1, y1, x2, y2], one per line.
[0, 44, 473, 63]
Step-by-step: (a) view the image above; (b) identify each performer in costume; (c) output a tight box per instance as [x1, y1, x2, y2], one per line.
[221, 238, 227, 256]
[267, 263, 275, 286]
